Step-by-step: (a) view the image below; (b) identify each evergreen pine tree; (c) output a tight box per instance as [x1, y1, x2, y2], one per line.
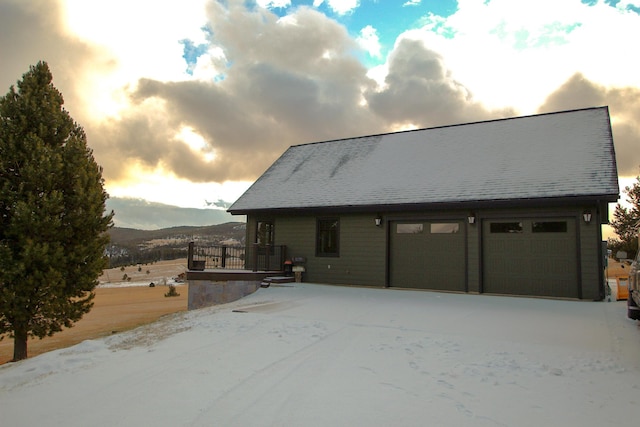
[609, 175, 640, 259]
[0, 62, 113, 361]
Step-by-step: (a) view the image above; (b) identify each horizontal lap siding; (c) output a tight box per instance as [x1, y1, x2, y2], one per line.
[272, 214, 386, 286]
[467, 221, 480, 293]
[273, 216, 315, 264]
[337, 215, 386, 286]
[579, 215, 603, 300]
[247, 204, 603, 299]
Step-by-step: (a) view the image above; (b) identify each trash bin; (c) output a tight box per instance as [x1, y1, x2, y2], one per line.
[616, 276, 629, 301]
[284, 260, 293, 276]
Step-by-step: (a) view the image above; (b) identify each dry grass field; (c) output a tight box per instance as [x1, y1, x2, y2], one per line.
[0, 259, 189, 364]
[607, 257, 633, 278]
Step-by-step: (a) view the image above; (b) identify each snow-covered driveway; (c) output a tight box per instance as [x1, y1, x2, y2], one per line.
[1, 283, 638, 426]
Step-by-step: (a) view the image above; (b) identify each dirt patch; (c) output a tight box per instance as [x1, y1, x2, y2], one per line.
[99, 258, 188, 285]
[0, 259, 189, 364]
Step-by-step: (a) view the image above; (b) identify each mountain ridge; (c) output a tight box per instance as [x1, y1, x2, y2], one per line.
[106, 197, 244, 230]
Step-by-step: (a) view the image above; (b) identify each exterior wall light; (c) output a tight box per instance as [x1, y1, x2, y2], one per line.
[583, 211, 592, 223]
[375, 216, 383, 227]
[468, 213, 476, 224]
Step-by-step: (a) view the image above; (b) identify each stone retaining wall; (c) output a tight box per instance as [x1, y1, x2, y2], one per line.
[188, 279, 260, 310]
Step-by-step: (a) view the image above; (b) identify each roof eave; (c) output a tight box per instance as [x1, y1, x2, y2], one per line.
[227, 193, 620, 216]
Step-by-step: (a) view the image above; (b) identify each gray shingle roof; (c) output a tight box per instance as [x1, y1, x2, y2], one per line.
[229, 107, 619, 213]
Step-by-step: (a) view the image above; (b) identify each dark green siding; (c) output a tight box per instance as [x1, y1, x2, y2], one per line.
[243, 204, 606, 300]
[467, 218, 481, 293]
[579, 212, 605, 300]
[251, 214, 387, 286]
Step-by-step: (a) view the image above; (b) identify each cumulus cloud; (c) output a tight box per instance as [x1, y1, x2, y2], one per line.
[415, 0, 640, 113]
[100, 4, 381, 183]
[314, 0, 360, 15]
[111, 3, 509, 186]
[357, 25, 382, 58]
[538, 74, 640, 177]
[2, 0, 639, 212]
[0, 0, 114, 124]
[365, 37, 515, 128]
[257, 0, 291, 8]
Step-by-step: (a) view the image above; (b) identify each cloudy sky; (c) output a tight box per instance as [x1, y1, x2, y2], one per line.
[1, 0, 639, 213]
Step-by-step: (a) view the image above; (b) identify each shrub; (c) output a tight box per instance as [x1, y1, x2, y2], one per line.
[164, 284, 180, 297]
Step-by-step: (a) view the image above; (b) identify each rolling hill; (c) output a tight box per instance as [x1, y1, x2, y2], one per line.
[106, 222, 246, 267]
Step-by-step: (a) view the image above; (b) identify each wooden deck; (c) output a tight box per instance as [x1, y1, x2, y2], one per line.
[185, 269, 285, 282]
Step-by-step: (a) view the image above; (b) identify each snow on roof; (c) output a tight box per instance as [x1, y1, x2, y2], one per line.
[229, 107, 619, 213]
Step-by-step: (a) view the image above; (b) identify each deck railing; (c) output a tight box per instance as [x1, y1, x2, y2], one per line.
[188, 242, 286, 271]
[250, 243, 287, 272]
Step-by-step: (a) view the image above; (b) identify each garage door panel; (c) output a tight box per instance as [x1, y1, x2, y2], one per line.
[390, 221, 465, 291]
[534, 256, 569, 275]
[483, 218, 578, 298]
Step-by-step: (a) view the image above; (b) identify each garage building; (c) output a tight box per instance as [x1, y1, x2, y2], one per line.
[228, 107, 619, 299]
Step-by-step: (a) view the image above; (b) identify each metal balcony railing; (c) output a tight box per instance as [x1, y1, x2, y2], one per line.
[188, 242, 286, 272]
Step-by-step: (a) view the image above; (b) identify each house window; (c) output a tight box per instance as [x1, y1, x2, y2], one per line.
[490, 222, 523, 233]
[430, 223, 460, 234]
[256, 221, 274, 245]
[532, 221, 567, 233]
[316, 218, 339, 257]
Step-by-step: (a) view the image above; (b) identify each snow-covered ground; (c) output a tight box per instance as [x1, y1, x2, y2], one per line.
[97, 278, 184, 289]
[0, 283, 638, 427]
